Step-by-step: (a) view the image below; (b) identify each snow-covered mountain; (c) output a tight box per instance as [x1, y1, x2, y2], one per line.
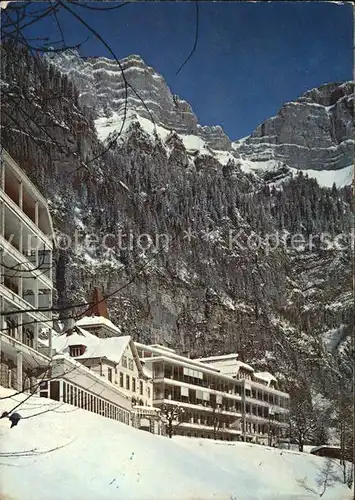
[48, 50, 353, 187]
[47, 51, 231, 151]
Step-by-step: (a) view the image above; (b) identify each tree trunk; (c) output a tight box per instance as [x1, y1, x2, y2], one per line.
[298, 434, 304, 452]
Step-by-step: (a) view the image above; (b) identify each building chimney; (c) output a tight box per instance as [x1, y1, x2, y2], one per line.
[66, 317, 76, 334]
[85, 286, 109, 319]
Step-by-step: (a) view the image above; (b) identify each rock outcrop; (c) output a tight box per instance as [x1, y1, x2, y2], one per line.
[233, 82, 354, 171]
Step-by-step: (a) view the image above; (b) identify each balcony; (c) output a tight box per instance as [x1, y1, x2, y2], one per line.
[1, 331, 51, 367]
[0, 283, 52, 324]
[245, 412, 288, 427]
[0, 189, 52, 247]
[155, 377, 242, 402]
[178, 422, 241, 434]
[1, 151, 53, 240]
[248, 379, 290, 399]
[154, 397, 242, 418]
[0, 235, 52, 288]
[154, 364, 242, 395]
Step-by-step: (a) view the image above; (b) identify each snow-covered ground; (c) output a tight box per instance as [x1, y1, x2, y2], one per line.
[290, 165, 353, 189]
[1, 388, 352, 500]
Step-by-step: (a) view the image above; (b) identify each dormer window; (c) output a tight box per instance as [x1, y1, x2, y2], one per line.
[69, 345, 86, 357]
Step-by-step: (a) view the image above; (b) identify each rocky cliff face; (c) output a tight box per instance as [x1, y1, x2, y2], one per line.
[48, 51, 231, 151]
[233, 81, 354, 171]
[1, 44, 353, 404]
[49, 50, 353, 177]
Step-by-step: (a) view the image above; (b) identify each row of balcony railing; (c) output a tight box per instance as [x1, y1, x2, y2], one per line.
[154, 374, 289, 409]
[1, 235, 52, 281]
[1, 277, 52, 319]
[155, 392, 289, 423]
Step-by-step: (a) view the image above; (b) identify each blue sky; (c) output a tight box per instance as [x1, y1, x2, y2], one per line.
[23, 1, 352, 139]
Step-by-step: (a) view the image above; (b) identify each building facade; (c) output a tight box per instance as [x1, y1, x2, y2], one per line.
[136, 344, 289, 444]
[0, 148, 54, 392]
[48, 297, 162, 434]
[198, 354, 290, 445]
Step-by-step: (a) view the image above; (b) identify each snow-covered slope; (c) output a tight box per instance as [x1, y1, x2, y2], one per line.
[95, 110, 236, 167]
[290, 165, 353, 188]
[0, 388, 353, 500]
[47, 50, 353, 188]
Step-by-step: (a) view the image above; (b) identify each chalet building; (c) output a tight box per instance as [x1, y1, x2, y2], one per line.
[0, 148, 54, 393]
[47, 289, 162, 434]
[136, 345, 289, 444]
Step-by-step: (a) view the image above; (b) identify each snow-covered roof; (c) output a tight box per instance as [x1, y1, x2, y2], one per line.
[52, 327, 130, 365]
[254, 372, 277, 384]
[149, 344, 176, 354]
[138, 348, 220, 374]
[76, 315, 121, 334]
[197, 353, 239, 363]
[236, 361, 254, 372]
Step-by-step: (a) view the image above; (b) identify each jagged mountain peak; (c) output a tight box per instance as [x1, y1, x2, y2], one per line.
[300, 81, 353, 107]
[48, 49, 353, 186]
[233, 80, 354, 176]
[46, 49, 231, 152]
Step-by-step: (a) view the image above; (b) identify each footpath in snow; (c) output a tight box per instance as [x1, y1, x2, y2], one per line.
[0, 388, 352, 500]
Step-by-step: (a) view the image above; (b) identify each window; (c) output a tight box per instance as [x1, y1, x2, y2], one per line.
[147, 387, 151, 399]
[122, 356, 127, 368]
[126, 375, 130, 390]
[203, 391, 210, 401]
[120, 372, 124, 387]
[24, 329, 34, 347]
[6, 318, 17, 338]
[108, 368, 113, 383]
[132, 378, 136, 392]
[129, 359, 134, 370]
[181, 386, 189, 397]
[140, 381, 143, 395]
[70, 346, 82, 357]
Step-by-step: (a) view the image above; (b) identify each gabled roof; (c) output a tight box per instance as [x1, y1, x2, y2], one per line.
[51, 327, 145, 377]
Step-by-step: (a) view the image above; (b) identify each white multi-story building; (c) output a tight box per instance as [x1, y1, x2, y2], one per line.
[0, 148, 54, 392]
[198, 354, 290, 444]
[136, 344, 289, 444]
[48, 290, 162, 434]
